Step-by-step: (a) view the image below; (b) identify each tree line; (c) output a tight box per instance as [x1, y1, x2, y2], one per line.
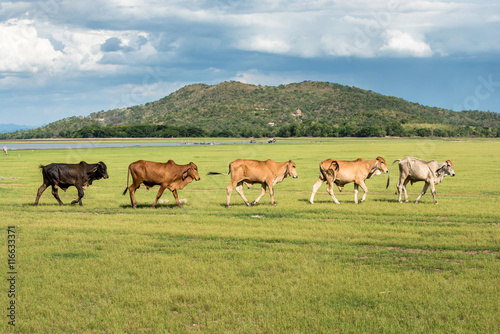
[2, 122, 498, 139]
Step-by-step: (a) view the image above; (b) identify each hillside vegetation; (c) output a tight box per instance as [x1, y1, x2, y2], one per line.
[3, 81, 500, 139]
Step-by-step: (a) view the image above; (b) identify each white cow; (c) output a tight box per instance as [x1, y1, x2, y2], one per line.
[386, 157, 455, 204]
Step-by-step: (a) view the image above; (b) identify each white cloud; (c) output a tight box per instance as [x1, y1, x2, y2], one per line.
[231, 69, 296, 86]
[380, 30, 433, 57]
[238, 35, 291, 54]
[0, 19, 62, 73]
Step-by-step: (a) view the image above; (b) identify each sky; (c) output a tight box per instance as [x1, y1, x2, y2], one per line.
[0, 0, 499, 126]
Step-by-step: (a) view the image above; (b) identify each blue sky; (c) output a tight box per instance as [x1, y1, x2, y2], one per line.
[1, 0, 499, 126]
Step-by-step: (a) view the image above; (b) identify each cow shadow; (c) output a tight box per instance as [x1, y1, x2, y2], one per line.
[298, 199, 334, 204]
[373, 198, 399, 203]
[118, 203, 182, 209]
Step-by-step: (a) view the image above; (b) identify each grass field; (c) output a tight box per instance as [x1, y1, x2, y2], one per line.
[1, 138, 499, 333]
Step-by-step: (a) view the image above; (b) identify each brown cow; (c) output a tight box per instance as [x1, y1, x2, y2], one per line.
[208, 159, 298, 207]
[123, 160, 200, 208]
[309, 156, 388, 204]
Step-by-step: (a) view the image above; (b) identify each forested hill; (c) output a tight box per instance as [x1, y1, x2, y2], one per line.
[4, 81, 500, 139]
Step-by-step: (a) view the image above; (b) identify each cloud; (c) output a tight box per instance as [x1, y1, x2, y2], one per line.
[238, 36, 291, 55]
[101, 37, 123, 52]
[231, 69, 297, 86]
[380, 30, 433, 57]
[0, 19, 62, 73]
[1, 0, 499, 126]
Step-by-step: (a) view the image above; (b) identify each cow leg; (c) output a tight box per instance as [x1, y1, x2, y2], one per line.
[226, 181, 237, 207]
[415, 182, 429, 204]
[152, 186, 167, 208]
[309, 178, 324, 204]
[267, 183, 277, 206]
[354, 184, 359, 203]
[51, 186, 64, 205]
[430, 183, 438, 205]
[326, 180, 341, 205]
[251, 183, 266, 206]
[358, 181, 368, 203]
[71, 185, 84, 206]
[128, 181, 142, 208]
[171, 189, 183, 208]
[34, 183, 48, 206]
[129, 187, 138, 208]
[234, 181, 251, 206]
[396, 178, 403, 203]
[402, 178, 411, 203]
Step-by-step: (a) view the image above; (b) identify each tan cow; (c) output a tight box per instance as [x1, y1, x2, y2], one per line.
[123, 160, 200, 208]
[386, 157, 455, 204]
[309, 156, 388, 204]
[209, 159, 298, 207]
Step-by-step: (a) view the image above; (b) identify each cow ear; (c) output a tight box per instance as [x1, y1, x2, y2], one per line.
[88, 166, 98, 174]
[182, 168, 190, 181]
[435, 164, 445, 174]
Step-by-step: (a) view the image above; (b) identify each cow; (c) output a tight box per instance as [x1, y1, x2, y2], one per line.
[34, 161, 108, 206]
[386, 157, 455, 204]
[208, 159, 298, 207]
[309, 156, 388, 205]
[3, 146, 7, 156]
[123, 160, 200, 208]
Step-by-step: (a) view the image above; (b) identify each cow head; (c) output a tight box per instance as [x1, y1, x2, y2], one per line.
[285, 160, 298, 178]
[368, 156, 388, 178]
[182, 162, 200, 181]
[88, 161, 109, 180]
[437, 160, 455, 177]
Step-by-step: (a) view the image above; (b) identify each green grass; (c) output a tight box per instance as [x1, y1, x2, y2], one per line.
[1, 138, 499, 333]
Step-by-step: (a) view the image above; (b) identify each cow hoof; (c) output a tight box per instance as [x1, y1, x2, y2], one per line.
[309, 201, 314, 205]
[250, 201, 257, 206]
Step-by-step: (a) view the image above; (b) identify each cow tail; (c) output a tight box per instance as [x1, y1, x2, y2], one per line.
[386, 159, 400, 189]
[39, 164, 49, 181]
[319, 162, 327, 181]
[319, 160, 338, 181]
[123, 166, 130, 195]
[207, 163, 231, 176]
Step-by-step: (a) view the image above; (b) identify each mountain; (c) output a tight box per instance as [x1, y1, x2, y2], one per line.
[0, 123, 39, 134]
[3, 81, 500, 139]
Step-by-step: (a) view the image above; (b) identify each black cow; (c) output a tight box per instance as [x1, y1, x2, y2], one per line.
[34, 161, 109, 206]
